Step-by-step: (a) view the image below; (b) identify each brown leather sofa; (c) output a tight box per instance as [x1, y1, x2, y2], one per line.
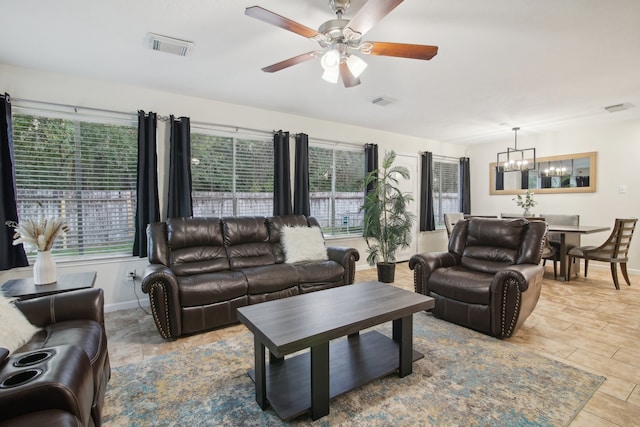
[142, 215, 360, 339]
[409, 218, 545, 338]
[0, 288, 110, 426]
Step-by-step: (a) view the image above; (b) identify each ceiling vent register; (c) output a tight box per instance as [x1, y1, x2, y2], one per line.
[148, 33, 194, 57]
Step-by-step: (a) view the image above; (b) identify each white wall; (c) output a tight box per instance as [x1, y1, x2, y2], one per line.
[0, 64, 463, 309]
[467, 119, 640, 273]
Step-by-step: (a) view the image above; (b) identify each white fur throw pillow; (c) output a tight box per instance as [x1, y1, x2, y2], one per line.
[282, 226, 328, 263]
[0, 295, 40, 353]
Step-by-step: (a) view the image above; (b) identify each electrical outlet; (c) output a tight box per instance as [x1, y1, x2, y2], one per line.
[127, 270, 137, 279]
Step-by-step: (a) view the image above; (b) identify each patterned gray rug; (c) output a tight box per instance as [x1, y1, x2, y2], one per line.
[103, 314, 604, 426]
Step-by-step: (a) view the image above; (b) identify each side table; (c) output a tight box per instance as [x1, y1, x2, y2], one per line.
[1, 272, 97, 300]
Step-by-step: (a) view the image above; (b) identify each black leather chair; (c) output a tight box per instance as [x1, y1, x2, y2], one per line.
[409, 218, 545, 338]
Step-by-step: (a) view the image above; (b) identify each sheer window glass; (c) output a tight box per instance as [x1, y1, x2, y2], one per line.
[191, 131, 273, 217]
[12, 110, 138, 260]
[433, 157, 460, 227]
[309, 144, 364, 236]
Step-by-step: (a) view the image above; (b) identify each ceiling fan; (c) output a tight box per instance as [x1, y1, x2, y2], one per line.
[245, 0, 438, 88]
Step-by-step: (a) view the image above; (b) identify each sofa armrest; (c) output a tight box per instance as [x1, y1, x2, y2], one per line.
[409, 252, 460, 295]
[326, 246, 360, 285]
[490, 264, 544, 337]
[141, 264, 182, 340]
[15, 288, 104, 328]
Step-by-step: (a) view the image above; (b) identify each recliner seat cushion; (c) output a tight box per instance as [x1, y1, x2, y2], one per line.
[428, 266, 493, 305]
[294, 260, 344, 284]
[178, 271, 248, 307]
[241, 264, 299, 294]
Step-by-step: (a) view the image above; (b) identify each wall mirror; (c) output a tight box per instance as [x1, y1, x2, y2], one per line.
[490, 151, 597, 195]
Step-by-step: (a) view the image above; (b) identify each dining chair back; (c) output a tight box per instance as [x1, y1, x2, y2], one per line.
[540, 214, 581, 250]
[567, 218, 637, 289]
[444, 212, 465, 238]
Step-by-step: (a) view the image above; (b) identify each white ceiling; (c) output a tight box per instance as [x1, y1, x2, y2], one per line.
[1, 0, 639, 144]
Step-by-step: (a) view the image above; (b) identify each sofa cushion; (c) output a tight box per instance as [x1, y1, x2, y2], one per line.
[282, 226, 328, 263]
[428, 266, 493, 305]
[167, 217, 229, 275]
[223, 217, 274, 268]
[241, 264, 299, 294]
[177, 271, 248, 307]
[294, 260, 344, 284]
[0, 295, 39, 352]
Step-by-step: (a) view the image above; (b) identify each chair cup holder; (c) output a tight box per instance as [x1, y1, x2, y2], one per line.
[0, 369, 43, 388]
[13, 350, 54, 367]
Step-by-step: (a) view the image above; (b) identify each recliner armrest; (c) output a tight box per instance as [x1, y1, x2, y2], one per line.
[409, 252, 460, 295]
[141, 264, 182, 339]
[326, 246, 360, 285]
[15, 288, 105, 328]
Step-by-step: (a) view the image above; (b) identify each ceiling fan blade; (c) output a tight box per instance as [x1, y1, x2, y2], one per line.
[340, 63, 361, 88]
[261, 51, 318, 73]
[363, 42, 438, 60]
[245, 6, 325, 41]
[345, 0, 404, 37]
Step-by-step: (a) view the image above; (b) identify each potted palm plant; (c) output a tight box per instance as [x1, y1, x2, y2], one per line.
[361, 150, 415, 283]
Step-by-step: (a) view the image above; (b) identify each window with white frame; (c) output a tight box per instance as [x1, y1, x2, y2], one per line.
[432, 157, 460, 227]
[190, 130, 273, 217]
[309, 144, 365, 236]
[11, 107, 138, 260]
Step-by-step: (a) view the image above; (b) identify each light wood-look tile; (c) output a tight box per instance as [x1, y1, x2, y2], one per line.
[104, 262, 640, 426]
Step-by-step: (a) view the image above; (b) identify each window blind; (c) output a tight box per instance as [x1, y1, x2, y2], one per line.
[191, 132, 273, 217]
[309, 144, 364, 236]
[432, 157, 460, 227]
[12, 112, 138, 260]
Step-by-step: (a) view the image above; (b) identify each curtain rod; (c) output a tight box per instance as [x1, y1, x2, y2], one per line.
[12, 97, 135, 117]
[307, 135, 364, 149]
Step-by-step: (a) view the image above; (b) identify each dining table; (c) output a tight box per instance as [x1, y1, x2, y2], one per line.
[547, 224, 611, 281]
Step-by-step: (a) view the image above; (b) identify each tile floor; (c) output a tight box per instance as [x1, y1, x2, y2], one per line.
[105, 263, 640, 426]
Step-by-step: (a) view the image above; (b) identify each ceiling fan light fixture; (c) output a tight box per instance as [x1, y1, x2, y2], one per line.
[346, 54, 367, 78]
[322, 67, 340, 84]
[321, 49, 340, 71]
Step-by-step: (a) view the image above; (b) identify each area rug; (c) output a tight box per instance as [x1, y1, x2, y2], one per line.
[103, 314, 604, 426]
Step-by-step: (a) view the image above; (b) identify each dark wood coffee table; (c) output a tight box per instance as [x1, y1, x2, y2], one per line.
[236, 281, 435, 420]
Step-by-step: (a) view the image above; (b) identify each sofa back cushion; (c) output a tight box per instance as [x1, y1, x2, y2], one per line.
[267, 215, 310, 263]
[457, 218, 527, 274]
[166, 217, 230, 276]
[223, 217, 274, 268]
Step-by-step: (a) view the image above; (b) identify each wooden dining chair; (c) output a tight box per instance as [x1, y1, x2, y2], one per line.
[567, 218, 638, 289]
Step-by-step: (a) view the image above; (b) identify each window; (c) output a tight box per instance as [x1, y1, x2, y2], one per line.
[309, 144, 365, 236]
[191, 130, 273, 217]
[433, 157, 460, 227]
[12, 109, 138, 260]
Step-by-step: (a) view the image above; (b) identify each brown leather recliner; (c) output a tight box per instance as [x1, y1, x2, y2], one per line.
[0, 288, 110, 426]
[409, 218, 545, 338]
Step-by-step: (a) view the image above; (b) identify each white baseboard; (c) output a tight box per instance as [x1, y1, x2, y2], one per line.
[105, 299, 150, 313]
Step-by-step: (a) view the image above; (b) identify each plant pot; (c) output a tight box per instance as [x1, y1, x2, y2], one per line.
[377, 262, 396, 283]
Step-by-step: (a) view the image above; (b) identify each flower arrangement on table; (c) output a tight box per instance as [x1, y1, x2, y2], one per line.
[513, 190, 536, 215]
[6, 217, 69, 252]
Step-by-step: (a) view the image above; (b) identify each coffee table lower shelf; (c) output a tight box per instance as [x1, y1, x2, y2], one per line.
[248, 330, 423, 420]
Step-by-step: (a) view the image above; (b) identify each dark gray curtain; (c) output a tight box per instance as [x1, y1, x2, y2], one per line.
[0, 93, 28, 269]
[273, 130, 292, 216]
[364, 143, 378, 194]
[167, 115, 193, 218]
[459, 157, 471, 214]
[419, 152, 436, 231]
[293, 133, 310, 216]
[133, 111, 160, 257]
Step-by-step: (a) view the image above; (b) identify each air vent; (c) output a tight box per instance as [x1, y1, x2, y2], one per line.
[148, 33, 193, 57]
[604, 103, 633, 113]
[372, 97, 393, 107]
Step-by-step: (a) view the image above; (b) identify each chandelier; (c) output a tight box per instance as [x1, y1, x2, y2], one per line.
[496, 127, 536, 172]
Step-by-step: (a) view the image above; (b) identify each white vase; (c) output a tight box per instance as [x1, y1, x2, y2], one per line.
[34, 250, 57, 285]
